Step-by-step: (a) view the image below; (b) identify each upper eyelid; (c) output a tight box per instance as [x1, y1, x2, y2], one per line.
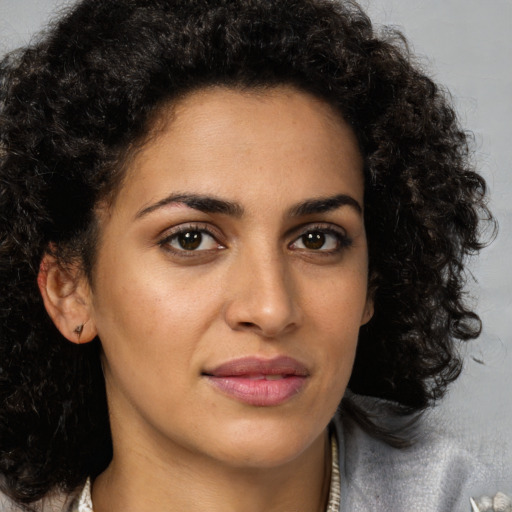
[287, 222, 348, 239]
[158, 222, 224, 241]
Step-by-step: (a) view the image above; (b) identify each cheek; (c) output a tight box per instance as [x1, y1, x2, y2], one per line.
[92, 265, 204, 419]
[302, 271, 367, 379]
[90, 248, 227, 390]
[305, 268, 368, 332]
[93, 247, 210, 332]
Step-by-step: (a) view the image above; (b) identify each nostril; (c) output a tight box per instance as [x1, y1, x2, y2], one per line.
[223, 283, 301, 337]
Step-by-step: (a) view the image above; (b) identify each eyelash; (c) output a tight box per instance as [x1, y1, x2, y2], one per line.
[158, 223, 352, 257]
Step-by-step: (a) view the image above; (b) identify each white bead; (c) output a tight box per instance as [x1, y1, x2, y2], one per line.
[493, 492, 512, 512]
[474, 495, 494, 511]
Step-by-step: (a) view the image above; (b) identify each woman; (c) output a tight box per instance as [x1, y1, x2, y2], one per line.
[0, 0, 496, 510]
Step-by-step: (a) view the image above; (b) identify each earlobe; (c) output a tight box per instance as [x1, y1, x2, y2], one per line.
[37, 254, 97, 344]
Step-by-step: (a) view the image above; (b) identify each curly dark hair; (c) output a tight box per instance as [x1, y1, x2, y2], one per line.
[0, 0, 493, 505]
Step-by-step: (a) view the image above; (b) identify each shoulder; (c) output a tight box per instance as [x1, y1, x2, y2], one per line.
[333, 409, 496, 512]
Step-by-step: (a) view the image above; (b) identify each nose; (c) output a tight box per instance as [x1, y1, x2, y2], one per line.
[223, 250, 302, 338]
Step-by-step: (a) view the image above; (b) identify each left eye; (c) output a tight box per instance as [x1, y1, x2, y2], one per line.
[165, 230, 220, 251]
[290, 230, 344, 251]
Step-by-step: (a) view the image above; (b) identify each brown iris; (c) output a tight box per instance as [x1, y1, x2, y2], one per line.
[178, 231, 202, 250]
[302, 232, 325, 250]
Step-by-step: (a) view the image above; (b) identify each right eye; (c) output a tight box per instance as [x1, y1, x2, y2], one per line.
[159, 225, 225, 256]
[167, 230, 219, 251]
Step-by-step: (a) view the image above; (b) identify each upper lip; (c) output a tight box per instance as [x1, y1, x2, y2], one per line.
[203, 356, 310, 377]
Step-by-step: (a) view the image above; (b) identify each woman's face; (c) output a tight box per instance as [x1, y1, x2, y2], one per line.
[87, 86, 372, 469]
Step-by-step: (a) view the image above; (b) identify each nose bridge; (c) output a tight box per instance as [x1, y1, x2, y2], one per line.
[224, 242, 300, 337]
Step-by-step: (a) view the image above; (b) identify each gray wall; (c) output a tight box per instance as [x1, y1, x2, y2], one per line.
[2, 0, 511, 477]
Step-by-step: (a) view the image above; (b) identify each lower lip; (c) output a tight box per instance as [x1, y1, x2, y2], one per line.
[205, 376, 307, 406]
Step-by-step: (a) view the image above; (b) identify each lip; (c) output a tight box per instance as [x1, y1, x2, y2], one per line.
[203, 356, 309, 407]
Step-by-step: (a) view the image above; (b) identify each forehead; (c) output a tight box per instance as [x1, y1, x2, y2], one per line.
[115, 86, 364, 215]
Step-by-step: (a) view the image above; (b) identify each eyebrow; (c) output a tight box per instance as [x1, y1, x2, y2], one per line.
[135, 192, 362, 219]
[287, 194, 362, 216]
[135, 193, 244, 219]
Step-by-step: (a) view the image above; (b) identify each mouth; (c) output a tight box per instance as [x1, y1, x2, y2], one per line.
[202, 356, 309, 407]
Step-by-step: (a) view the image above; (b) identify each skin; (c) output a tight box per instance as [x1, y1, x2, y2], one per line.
[41, 86, 372, 512]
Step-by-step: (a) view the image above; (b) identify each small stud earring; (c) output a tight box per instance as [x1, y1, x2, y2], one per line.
[73, 324, 84, 341]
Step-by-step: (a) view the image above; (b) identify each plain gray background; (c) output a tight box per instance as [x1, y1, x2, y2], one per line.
[1, 0, 511, 478]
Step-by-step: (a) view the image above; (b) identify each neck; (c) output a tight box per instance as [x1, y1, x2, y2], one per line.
[92, 429, 331, 512]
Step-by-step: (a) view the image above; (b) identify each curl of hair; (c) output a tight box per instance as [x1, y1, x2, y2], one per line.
[0, 0, 494, 504]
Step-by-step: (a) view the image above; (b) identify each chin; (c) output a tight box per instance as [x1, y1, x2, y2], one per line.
[202, 418, 327, 469]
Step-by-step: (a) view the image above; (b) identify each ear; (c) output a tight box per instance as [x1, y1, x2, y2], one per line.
[37, 253, 97, 344]
[360, 272, 377, 326]
[360, 297, 374, 326]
